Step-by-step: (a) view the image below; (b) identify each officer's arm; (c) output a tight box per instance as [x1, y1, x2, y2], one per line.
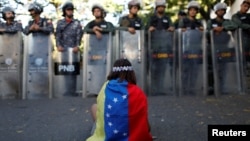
[55, 22, 62, 48]
[76, 21, 83, 47]
[83, 22, 95, 34]
[23, 22, 32, 35]
[4, 22, 23, 33]
[232, 14, 250, 30]
[206, 20, 212, 31]
[167, 17, 175, 31]
[117, 17, 129, 31]
[101, 22, 115, 34]
[39, 19, 54, 34]
[223, 20, 238, 31]
[178, 18, 185, 28]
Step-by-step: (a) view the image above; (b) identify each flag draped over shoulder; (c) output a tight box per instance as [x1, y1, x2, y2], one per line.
[87, 79, 153, 141]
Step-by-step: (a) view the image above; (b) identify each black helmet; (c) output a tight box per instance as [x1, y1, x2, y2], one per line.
[128, 0, 141, 10]
[178, 10, 187, 16]
[62, 2, 74, 16]
[2, 6, 15, 20]
[91, 4, 104, 13]
[28, 3, 43, 14]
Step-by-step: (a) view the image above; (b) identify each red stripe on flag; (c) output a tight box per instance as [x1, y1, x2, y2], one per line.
[127, 83, 153, 141]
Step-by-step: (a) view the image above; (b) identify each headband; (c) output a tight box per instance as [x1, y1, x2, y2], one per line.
[112, 66, 133, 72]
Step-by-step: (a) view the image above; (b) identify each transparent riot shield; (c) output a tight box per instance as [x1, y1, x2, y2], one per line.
[22, 34, 53, 99]
[53, 48, 80, 97]
[147, 30, 176, 96]
[177, 29, 207, 96]
[234, 29, 250, 94]
[0, 32, 23, 99]
[82, 33, 113, 97]
[210, 31, 241, 96]
[115, 30, 146, 92]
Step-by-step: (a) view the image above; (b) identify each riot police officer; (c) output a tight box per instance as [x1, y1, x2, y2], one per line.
[56, 1, 83, 53]
[54, 2, 83, 97]
[84, 4, 114, 39]
[232, 0, 250, 62]
[23, 2, 54, 35]
[174, 10, 187, 29]
[207, 3, 237, 33]
[207, 2, 238, 95]
[0, 6, 23, 33]
[147, 0, 175, 32]
[179, 1, 204, 95]
[118, 0, 143, 34]
[179, 0, 203, 31]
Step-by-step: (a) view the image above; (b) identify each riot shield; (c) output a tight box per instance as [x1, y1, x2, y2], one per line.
[234, 29, 250, 94]
[82, 33, 113, 97]
[0, 32, 23, 99]
[22, 34, 53, 99]
[177, 29, 207, 96]
[210, 31, 241, 96]
[147, 30, 176, 96]
[115, 30, 146, 92]
[53, 48, 80, 97]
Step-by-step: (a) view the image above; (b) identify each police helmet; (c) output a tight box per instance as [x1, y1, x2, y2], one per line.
[91, 4, 104, 13]
[242, 0, 250, 5]
[2, 6, 15, 20]
[187, 1, 200, 10]
[178, 10, 187, 16]
[62, 2, 74, 16]
[214, 3, 227, 12]
[155, 0, 166, 8]
[28, 3, 43, 14]
[128, 0, 141, 10]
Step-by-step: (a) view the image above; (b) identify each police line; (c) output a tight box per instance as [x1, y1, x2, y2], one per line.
[0, 29, 249, 99]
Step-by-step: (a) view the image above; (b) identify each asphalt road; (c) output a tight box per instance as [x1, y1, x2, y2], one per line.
[0, 94, 250, 141]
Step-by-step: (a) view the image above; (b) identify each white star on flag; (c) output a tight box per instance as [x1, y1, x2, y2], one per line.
[106, 113, 110, 118]
[108, 104, 112, 109]
[113, 129, 119, 134]
[122, 95, 127, 99]
[113, 98, 118, 103]
[108, 122, 113, 127]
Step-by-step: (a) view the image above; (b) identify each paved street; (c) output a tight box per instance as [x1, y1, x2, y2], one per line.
[0, 94, 250, 141]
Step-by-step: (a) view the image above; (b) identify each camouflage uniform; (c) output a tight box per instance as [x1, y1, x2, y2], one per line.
[0, 6, 23, 33]
[55, 19, 83, 48]
[0, 21, 23, 33]
[23, 18, 54, 35]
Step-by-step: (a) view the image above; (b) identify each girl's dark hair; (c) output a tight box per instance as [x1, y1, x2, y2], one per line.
[107, 58, 137, 84]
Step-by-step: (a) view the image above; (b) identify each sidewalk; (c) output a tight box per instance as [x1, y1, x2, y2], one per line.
[0, 94, 250, 141]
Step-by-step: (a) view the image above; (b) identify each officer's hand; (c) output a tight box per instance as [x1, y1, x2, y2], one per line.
[0, 28, 5, 32]
[181, 28, 187, 32]
[95, 31, 102, 39]
[29, 24, 36, 31]
[73, 47, 79, 53]
[57, 46, 64, 52]
[33, 24, 40, 31]
[148, 26, 155, 32]
[128, 27, 136, 34]
[213, 27, 223, 33]
[93, 26, 102, 32]
[167, 26, 175, 32]
[199, 26, 204, 31]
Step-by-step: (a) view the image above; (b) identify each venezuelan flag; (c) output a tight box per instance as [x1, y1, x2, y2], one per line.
[86, 79, 153, 141]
